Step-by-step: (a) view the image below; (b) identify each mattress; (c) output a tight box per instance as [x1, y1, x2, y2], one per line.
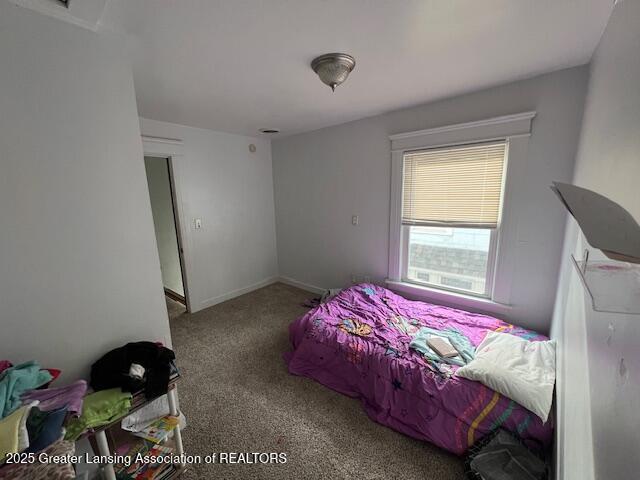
[284, 283, 553, 455]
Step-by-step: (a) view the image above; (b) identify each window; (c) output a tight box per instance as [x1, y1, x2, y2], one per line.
[388, 112, 535, 308]
[400, 141, 507, 297]
[406, 226, 492, 295]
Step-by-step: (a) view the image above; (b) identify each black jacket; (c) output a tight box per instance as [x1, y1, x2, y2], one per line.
[90, 342, 175, 399]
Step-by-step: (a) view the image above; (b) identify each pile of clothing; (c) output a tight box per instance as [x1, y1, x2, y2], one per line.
[90, 341, 176, 399]
[0, 360, 83, 479]
[410, 326, 475, 367]
[396, 319, 477, 376]
[302, 288, 343, 308]
[0, 341, 177, 478]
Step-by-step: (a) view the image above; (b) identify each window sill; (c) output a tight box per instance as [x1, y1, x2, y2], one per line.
[385, 279, 512, 317]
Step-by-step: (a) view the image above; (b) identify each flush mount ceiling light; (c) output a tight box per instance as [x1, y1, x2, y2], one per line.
[311, 53, 356, 92]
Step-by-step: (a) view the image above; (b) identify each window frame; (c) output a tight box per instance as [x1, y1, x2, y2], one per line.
[387, 112, 536, 311]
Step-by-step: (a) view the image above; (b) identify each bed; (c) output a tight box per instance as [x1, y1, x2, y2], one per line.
[284, 283, 553, 455]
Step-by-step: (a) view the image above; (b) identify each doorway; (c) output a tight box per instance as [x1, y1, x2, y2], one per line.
[144, 156, 189, 317]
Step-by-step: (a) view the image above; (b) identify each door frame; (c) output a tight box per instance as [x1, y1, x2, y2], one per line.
[142, 135, 193, 313]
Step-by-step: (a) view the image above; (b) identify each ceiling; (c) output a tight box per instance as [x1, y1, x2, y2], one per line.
[96, 0, 613, 138]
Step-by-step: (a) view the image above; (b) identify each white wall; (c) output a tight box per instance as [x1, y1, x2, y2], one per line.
[272, 66, 588, 332]
[0, 2, 171, 383]
[139, 118, 278, 312]
[144, 156, 184, 296]
[551, 1, 640, 479]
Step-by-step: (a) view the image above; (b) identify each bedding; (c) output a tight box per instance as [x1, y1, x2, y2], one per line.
[456, 331, 556, 423]
[284, 284, 553, 455]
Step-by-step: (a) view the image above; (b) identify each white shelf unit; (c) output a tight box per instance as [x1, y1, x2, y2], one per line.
[86, 382, 186, 479]
[572, 251, 640, 315]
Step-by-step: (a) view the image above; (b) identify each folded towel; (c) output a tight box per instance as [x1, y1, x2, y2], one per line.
[0, 404, 33, 461]
[410, 326, 475, 367]
[64, 388, 132, 441]
[25, 405, 67, 453]
[0, 362, 52, 418]
[21, 379, 87, 417]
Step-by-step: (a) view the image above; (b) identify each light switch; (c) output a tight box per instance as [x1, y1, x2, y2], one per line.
[352, 215, 359, 226]
[194, 218, 202, 229]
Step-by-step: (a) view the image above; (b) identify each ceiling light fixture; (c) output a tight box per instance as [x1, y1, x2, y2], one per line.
[311, 53, 356, 92]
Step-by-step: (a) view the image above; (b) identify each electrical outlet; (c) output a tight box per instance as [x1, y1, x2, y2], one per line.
[194, 218, 202, 229]
[352, 215, 359, 226]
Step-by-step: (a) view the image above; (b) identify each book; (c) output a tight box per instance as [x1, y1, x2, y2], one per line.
[132, 416, 179, 444]
[135, 444, 174, 480]
[427, 336, 459, 358]
[115, 441, 152, 480]
[114, 441, 174, 480]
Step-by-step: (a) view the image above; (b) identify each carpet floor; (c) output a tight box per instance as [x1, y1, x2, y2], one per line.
[169, 282, 464, 479]
[166, 296, 186, 320]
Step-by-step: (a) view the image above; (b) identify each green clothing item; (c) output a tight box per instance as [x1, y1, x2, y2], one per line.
[0, 361, 52, 418]
[410, 326, 475, 367]
[64, 388, 132, 440]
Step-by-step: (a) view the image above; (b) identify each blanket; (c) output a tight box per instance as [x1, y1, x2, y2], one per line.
[285, 284, 552, 455]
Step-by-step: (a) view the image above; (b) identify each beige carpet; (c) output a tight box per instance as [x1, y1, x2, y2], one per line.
[166, 296, 186, 321]
[169, 282, 464, 479]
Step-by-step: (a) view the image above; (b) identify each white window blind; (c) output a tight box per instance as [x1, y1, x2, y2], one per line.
[402, 141, 507, 228]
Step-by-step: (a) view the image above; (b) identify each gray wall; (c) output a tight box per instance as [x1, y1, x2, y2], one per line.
[140, 118, 279, 312]
[272, 66, 588, 332]
[144, 157, 184, 296]
[551, 1, 640, 479]
[0, 3, 171, 383]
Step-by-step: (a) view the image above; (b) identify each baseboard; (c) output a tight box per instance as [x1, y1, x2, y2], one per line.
[164, 287, 185, 305]
[277, 276, 326, 295]
[198, 276, 279, 310]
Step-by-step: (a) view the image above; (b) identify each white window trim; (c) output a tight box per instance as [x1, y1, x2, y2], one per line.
[387, 112, 536, 312]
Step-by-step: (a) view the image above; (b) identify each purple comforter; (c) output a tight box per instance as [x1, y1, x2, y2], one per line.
[284, 284, 553, 455]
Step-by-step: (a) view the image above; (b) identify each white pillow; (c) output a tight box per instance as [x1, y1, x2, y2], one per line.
[456, 331, 556, 423]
